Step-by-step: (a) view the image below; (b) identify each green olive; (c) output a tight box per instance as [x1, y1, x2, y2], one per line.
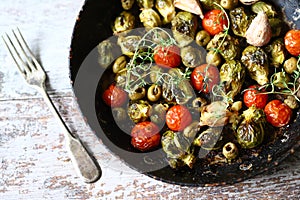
[220, 0, 238, 10]
[222, 142, 238, 161]
[128, 87, 146, 101]
[147, 84, 162, 102]
[284, 57, 298, 74]
[206, 50, 222, 67]
[121, 0, 134, 10]
[150, 103, 168, 124]
[112, 56, 127, 73]
[195, 30, 211, 47]
[192, 97, 207, 112]
[112, 107, 127, 121]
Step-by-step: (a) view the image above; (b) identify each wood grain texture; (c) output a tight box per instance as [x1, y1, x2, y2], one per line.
[0, 0, 300, 199]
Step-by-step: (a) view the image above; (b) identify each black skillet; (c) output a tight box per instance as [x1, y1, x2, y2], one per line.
[69, 0, 300, 186]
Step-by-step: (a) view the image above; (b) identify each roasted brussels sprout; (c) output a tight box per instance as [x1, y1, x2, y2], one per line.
[207, 32, 240, 61]
[265, 39, 286, 68]
[181, 46, 205, 68]
[284, 95, 299, 110]
[161, 130, 196, 168]
[173, 79, 195, 104]
[269, 18, 283, 38]
[97, 40, 116, 68]
[183, 121, 200, 139]
[236, 106, 266, 149]
[193, 127, 224, 150]
[136, 0, 154, 8]
[128, 87, 146, 101]
[155, 0, 176, 24]
[206, 50, 222, 67]
[195, 30, 211, 47]
[272, 71, 290, 89]
[150, 103, 168, 124]
[139, 8, 162, 28]
[171, 12, 198, 47]
[229, 7, 252, 37]
[220, 0, 238, 10]
[113, 11, 135, 34]
[284, 57, 298, 74]
[251, 1, 277, 17]
[128, 100, 151, 123]
[147, 84, 162, 102]
[121, 0, 135, 10]
[222, 142, 238, 161]
[200, 101, 231, 127]
[241, 46, 269, 85]
[220, 60, 246, 99]
[117, 35, 141, 57]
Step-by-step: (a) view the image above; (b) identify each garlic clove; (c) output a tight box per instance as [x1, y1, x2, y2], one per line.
[174, 0, 204, 19]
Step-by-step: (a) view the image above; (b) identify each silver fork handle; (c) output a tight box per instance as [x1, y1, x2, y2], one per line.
[38, 87, 101, 183]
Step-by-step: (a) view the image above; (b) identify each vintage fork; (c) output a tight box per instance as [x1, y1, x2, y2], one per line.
[2, 29, 101, 183]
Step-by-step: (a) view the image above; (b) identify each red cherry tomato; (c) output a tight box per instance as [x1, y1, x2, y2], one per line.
[153, 45, 181, 68]
[264, 100, 292, 127]
[284, 29, 300, 56]
[191, 64, 220, 93]
[102, 83, 127, 107]
[243, 85, 268, 109]
[131, 121, 161, 151]
[202, 9, 228, 36]
[166, 105, 192, 131]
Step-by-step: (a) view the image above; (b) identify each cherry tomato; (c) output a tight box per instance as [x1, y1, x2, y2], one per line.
[102, 83, 127, 107]
[264, 100, 292, 127]
[284, 29, 300, 56]
[166, 105, 192, 131]
[131, 121, 161, 151]
[243, 85, 268, 109]
[202, 9, 228, 36]
[153, 45, 181, 68]
[190, 64, 220, 93]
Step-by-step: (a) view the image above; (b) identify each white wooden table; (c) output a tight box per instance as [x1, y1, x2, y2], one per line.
[0, 0, 300, 199]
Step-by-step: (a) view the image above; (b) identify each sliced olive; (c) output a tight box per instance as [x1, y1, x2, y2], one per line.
[222, 142, 238, 161]
[147, 84, 162, 102]
[128, 87, 146, 101]
[195, 30, 211, 47]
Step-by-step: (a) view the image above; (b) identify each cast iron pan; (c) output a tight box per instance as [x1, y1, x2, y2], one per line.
[69, 0, 300, 186]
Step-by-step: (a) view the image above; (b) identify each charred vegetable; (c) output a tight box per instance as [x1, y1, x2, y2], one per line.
[117, 35, 141, 57]
[236, 106, 266, 149]
[265, 39, 286, 68]
[121, 0, 135, 10]
[220, 60, 246, 99]
[113, 11, 135, 34]
[128, 100, 151, 123]
[139, 8, 162, 28]
[241, 46, 269, 85]
[207, 32, 240, 61]
[229, 7, 252, 37]
[137, 0, 154, 8]
[200, 101, 231, 127]
[155, 0, 176, 24]
[193, 127, 224, 150]
[251, 1, 277, 17]
[171, 12, 198, 47]
[269, 18, 283, 38]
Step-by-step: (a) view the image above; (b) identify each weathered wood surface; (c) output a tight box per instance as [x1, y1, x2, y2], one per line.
[0, 0, 300, 199]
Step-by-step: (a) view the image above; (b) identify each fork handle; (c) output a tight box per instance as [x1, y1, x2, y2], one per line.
[39, 88, 101, 183]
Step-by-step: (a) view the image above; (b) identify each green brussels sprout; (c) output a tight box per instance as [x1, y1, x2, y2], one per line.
[128, 100, 151, 123]
[251, 1, 277, 17]
[241, 46, 269, 85]
[180, 46, 205, 68]
[207, 32, 240, 61]
[220, 60, 246, 99]
[137, 0, 154, 8]
[112, 11, 135, 34]
[199, 0, 221, 10]
[155, 0, 176, 24]
[284, 57, 298, 74]
[265, 39, 286, 68]
[97, 40, 116, 68]
[193, 127, 224, 150]
[171, 12, 198, 47]
[236, 106, 266, 149]
[269, 18, 283, 38]
[272, 71, 290, 89]
[161, 130, 196, 168]
[229, 7, 253, 37]
[139, 8, 162, 28]
[117, 35, 141, 57]
[121, 0, 135, 10]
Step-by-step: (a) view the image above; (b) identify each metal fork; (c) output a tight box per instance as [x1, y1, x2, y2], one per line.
[2, 29, 101, 183]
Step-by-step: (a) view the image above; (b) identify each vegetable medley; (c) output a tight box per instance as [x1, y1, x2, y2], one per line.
[100, 0, 300, 169]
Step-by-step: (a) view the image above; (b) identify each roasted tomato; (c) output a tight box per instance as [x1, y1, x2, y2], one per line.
[102, 83, 127, 107]
[264, 99, 292, 127]
[153, 45, 181, 68]
[284, 29, 300, 56]
[202, 9, 228, 36]
[243, 85, 268, 109]
[131, 121, 161, 151]
[191, 64, 220, 93]
[166, 105, 192, 131]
